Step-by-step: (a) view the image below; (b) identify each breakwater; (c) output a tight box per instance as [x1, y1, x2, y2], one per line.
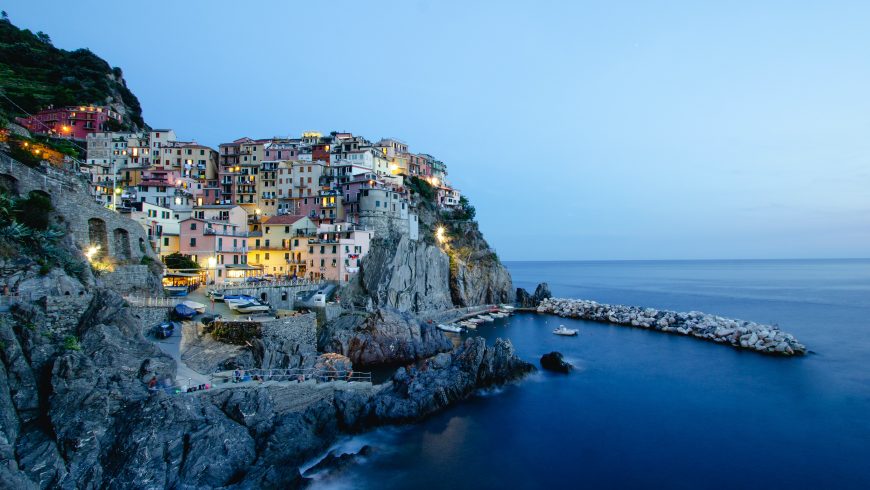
[537, 297, 807, 356]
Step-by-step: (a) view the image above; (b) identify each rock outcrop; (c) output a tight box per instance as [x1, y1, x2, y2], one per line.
[334, 337, 535, 430]
[319, 308, 452, 367]
[355, 234, 454, 312]
[516, 282, 553, 308]
[537, 298, 807, 356]
[540, 351, 573, 373]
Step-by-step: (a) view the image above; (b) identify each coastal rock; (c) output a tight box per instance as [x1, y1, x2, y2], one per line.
[334, 337, 535, 430]
[516, 282, 553, 308]
[319, 308, 452, 367]
[540, 351, 573, 373]
[303, 445, 373, 477]
[536, 298, 807, 356]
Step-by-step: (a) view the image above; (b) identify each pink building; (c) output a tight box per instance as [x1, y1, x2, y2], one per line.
[16, 105, 122, 140]
[178, 210, 252, 283]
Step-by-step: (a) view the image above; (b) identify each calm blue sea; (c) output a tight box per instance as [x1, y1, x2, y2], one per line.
[308, 259, 870, 489]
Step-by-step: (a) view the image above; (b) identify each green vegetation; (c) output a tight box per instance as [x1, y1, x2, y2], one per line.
[63, 335, 82, 351]
[164, 252, 199, 270]
[407, 176, 435, 202]
[0, 190, 83, 278]
[443, 195, 476, 222]
[0, 15, 145, 128]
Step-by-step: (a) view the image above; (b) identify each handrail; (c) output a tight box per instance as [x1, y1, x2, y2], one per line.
[211, 278, 323, 291]
[211, 367, 372, 384]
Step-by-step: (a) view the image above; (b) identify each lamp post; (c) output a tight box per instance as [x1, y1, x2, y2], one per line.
[207, 256, 217, 314]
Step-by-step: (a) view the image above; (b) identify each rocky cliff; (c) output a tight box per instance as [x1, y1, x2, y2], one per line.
[318, 308, 452, 367]
[345, 178, 512, 315]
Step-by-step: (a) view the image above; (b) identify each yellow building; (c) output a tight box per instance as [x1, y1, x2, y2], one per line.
[247, 214, 316, 277]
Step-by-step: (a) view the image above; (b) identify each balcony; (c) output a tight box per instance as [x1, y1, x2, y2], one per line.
[204, 228, 249, 237]
[215, 247, 248, 253]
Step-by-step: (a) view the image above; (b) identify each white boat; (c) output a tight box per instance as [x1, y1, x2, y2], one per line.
[181, 300, 207, 314]
[460, 321, 477, 329]
[225, 296, 258, 310]
[499, 304, 516, 311]
[234, 302, 271, 314]
[553, 325, 578, 336]
[477, 315, 495, 322]
[466, 318, 484, 324]
[490, 312, 507, 318]
[437, 323, 463, 333]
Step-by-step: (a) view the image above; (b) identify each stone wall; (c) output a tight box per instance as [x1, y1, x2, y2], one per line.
[102, 265, 159, 295]
[45, 294, 94, 336]
[0, 153, 158, 265]
[129, 306, 168, 331]
[260, 313, 317, 351]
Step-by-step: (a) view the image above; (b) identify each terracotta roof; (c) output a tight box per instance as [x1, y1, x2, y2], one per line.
[265, 214, 306, 225]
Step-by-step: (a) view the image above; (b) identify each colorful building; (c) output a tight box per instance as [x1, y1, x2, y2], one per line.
[16, 105, 122, 140]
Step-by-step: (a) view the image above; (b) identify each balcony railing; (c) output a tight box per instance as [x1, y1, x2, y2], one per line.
[204, 228, 249, 237]
[215, 247, 248, 253]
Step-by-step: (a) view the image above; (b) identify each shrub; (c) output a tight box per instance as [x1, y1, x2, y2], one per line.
[63, 335, 81, 351]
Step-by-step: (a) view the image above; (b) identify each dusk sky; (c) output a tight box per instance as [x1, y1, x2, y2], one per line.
[6, 1, 869, 260]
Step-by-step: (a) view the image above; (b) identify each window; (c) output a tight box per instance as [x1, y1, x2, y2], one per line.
[189, 238, 196, 246]
[163, 237, 169, 246]
[265, 253, 270, 260]
[190, 222, 197, 230]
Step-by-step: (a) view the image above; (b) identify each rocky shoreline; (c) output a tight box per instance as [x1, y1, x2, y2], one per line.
[536, 297, 807, 356]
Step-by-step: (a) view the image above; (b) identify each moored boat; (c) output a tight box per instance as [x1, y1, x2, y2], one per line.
[181, 300, 206, 313]
[207, 290, 224, 301]
[165, 286, 189, 297]
[477, 314, 494, 322]
[437, 323, 463, 333]
[234, 302, 270, 314]
[553, 325, 578, 336]
[174, 303, 197, 319]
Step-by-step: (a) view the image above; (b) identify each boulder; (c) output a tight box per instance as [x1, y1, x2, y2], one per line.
[540, 352, 573, 373]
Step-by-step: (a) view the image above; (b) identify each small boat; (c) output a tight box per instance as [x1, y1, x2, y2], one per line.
[499, 304, 515, 311]
[225, 295, 258, 310]
[165, 286, 189, 297]
[181, 300, 206, 314]
[234, 302, 270, 314]
[437, 323, 463, 333]
[207, 290, 224, 301]
[154, 321, 178, 339]
[490, 312, 507, 318]
[477, 315, 494, 322]
[174, 303, 197, 319]
[467, 318, 485, 324]
[461, 321, 477, 329]
[553, 325, 578, 336]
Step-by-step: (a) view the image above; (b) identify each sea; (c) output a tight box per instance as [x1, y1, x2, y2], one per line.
[306, 259, 870, 489]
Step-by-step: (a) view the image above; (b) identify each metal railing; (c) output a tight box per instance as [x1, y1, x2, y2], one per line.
[210, 367, 372, 385]
[125, 296, 183, 307]
[210, 278, 323, 291]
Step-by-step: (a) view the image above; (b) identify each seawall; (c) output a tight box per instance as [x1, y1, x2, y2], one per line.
[536, 297, 807, 356]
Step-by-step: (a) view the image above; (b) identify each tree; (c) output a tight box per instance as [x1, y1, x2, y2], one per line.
[35, 31, 51, 45]
[164, 252, 199, 270]
[1, 11, 9, 22]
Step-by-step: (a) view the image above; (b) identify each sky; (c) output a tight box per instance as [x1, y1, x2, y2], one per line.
[5, 1, 870, 260]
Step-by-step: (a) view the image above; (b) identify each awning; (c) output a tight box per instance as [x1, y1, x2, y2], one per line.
[224, 264, 262, 270]
[164, 272, 200, 277]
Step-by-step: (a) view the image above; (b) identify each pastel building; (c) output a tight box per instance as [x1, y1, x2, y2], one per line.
[16, 105, 122, 140]
[248, 215, 316, 277]
[125, 202, 180, 259]
[178, 205, 251, 283]
[306, 223, 372, 283]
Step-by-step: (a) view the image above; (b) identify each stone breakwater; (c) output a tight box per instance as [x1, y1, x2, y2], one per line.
[537, 298, 807, 356]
